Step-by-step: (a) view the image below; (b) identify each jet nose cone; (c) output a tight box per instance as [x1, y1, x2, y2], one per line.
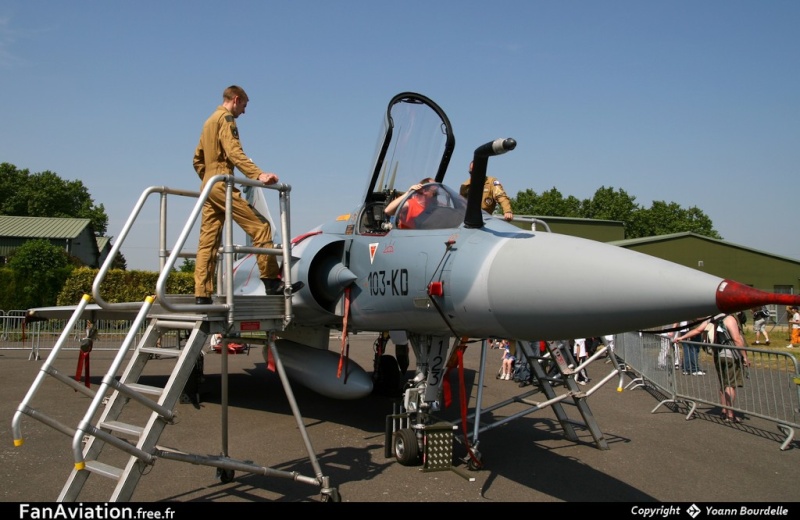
[448, 232, 730, 340]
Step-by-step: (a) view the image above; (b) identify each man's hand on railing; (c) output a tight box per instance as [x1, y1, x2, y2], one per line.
[258, 172, 278, 185]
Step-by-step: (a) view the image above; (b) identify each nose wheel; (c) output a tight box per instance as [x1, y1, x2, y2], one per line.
[393, 428, 421, 466]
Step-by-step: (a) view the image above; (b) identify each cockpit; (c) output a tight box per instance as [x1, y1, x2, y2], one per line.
[357, 93, 457, 235]
[358, 182, 466, 234]
[388, 182, 466, 230]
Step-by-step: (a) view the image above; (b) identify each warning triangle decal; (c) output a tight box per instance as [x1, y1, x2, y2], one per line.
[369, 243, 378, 264]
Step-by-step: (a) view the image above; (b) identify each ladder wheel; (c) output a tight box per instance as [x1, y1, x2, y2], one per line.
[217, 467, 235, 483]
[320, 488, 341, 502]
[393, 428, 420, 466]
[467, 450, 483, 471]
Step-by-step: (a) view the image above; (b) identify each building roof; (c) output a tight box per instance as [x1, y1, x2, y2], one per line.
[609, 231, 800, 264]
[96, 236, 111, 251]
[0, 215, 92, 239]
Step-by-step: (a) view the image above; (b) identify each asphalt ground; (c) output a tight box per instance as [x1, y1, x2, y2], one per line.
[1, 334, 798, 504]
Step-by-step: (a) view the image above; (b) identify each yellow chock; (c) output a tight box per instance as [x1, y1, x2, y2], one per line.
[74, 462, 85, 471]
[13, 438, 23, 447]
[617, 386, 623, 393]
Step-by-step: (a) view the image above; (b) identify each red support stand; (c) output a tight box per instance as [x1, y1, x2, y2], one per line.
[75, 350, 91, 389]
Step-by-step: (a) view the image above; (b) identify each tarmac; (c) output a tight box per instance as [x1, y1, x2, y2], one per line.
[1, 333, 798, 503]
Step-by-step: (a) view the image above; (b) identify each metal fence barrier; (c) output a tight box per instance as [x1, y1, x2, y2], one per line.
[616, 331, 800, 450]
[0, 311, 147, 359]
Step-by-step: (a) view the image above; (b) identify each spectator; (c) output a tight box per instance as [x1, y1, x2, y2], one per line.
[676, 314, 750, 422]
[499, 340, 515, 380]
[572, 338, 590, 385]
[675, 320, 704, 376]
[586, 337, 604, 357]
[789, 306, 800, 349]
[752, 306, 771, 346]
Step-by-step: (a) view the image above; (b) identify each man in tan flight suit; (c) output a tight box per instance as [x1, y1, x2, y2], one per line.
[192, 85, 293, 304]
[459, 161, 514, 221]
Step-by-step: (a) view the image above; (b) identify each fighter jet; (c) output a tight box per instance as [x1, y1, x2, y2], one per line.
[19, 92, 800, 471]
[228, 92, 800, 430]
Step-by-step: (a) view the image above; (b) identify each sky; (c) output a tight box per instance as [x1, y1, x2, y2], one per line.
[1, 1, 798, 271]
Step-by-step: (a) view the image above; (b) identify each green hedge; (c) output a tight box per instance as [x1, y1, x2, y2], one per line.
[57, 267, 194, 305]
[0, 266, 194, 309]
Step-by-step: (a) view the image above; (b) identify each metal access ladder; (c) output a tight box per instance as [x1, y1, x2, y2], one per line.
[61, 298, 209, 501]
[12, 176, 341, 502]
[454, 338, 625, 469]
[11, 295, 212, 501]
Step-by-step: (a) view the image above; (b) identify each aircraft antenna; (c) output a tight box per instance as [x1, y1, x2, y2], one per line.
[376, 162, 387, 192]
[387, 162, 399, 191]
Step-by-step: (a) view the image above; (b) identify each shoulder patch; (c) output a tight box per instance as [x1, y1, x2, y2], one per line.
[224, 115, 234, 122]
[492, 180, 502, 186]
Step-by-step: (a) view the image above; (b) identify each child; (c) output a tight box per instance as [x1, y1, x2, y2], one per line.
[500, 340, 515, 380]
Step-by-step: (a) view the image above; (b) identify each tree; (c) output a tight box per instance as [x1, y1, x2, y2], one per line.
[632, 201, 721, 239]
[0, 163, 30, 215]
[110, 251, 128, 270]
[512, 187, 582, 217]
[510, 184, 721, 240]
[178, 259, 195, 273]
[0, 163, 109, 235]
[581, 186, 638, 222]
[8, 239, 75, 308]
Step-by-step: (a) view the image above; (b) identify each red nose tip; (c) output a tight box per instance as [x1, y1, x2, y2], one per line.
[716, 279, 800, 313]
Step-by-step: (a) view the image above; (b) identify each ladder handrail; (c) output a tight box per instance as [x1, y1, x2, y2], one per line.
[90, 176, 296, 327]
[153, 175, 295, 327]
[93, 186, 199, 312]
[71, 296, 158, 469]
[12, 295, 93, 445]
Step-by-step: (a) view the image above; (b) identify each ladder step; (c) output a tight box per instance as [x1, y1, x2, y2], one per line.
[126, 382, 164, 396]
[83, 460, 123, 480]
[139, 347, 181, 357]
[100, 420, 144, 437]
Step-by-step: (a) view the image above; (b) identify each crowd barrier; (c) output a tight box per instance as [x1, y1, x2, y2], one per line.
[0, 311, 146, 359]
[616, 331, 800, 450]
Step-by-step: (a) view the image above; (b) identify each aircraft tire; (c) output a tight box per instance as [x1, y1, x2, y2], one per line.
[393, 428, 420, 466]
